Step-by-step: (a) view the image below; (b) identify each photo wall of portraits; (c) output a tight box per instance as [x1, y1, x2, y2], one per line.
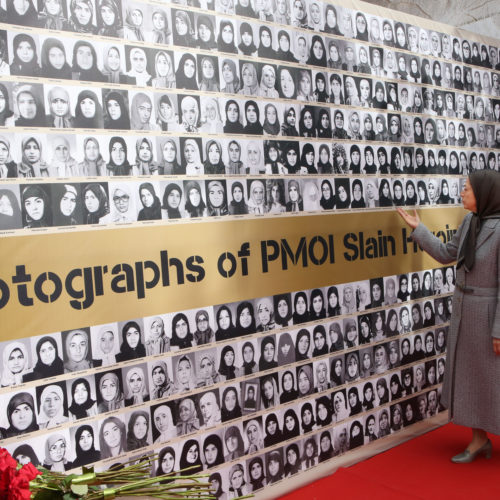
[0, 0, 497, 496]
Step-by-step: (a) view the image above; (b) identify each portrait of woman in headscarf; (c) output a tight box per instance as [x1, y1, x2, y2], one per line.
[68, 377, 97, 420]
[37, 383, 69, 429]
[4, 391, 39, 437]
[42, 434, 73, 471]
[1, 341, 30, 387]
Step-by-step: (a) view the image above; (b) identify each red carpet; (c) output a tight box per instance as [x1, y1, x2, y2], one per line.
[279, 424, 500, 500]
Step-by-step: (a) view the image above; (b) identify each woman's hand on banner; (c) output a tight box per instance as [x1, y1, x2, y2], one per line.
[396, 207, 420, 229]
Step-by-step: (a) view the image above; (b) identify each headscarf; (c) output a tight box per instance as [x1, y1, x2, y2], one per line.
[126, 47, 151, 86]
[277, 332, 295, 365]
[297, 364, 314, 396]
[224, 426, 245, 461]
[102, 46, 124, 84]
[32, 336, 64, 379]
[135, 137, 157, 175]
[97, 0, 122, 37]
[104, 91, 130, 130]
[153, 405, 175, 443]
[69, 0, 96, 33]
[125, 366, 148, 405]
[6, 392, 39, 436]
[457, 171, 500, 272]
[307, 35, 327, 67]
[72, 41, 104, 82]
[73, 425, 100, 467]
[175, 53, 197, 90]
[12, 444, 40, 467]
[156, 446, 176, 478]
[328, 323, 344, 352]
[106, 137, 132, 176]
[38, 384, 68, 428]
[21, 185, 52, 227]
[219, 345, 237, 380]
[68, 378, 96, 419]
[179, 439, 203, 474]
[150, 360, 173, 399]
[130, 93, 154, 131]
[264, 413, 282, 447]
[10, 34, 40, 76]
[203, 140, 225, 175]
[41, 39, 71, 79]
[98, 372, 124, 412]
[197, 15, 216, 50]
[137, 183, 161, 221]
[51, 182, 79, 228]
[218, 20, 237, 54]
[259, 336, 277, 371]
[221, 386, 241, 421]
[17, 136, 48, 177]
[282, 408, 300, 440]
[126, 410, 149, 450]
[238, 22, 257, 55]
[198, 391, 221, 428]
[158, 138, 182, 175]
[239, 62, 259, 96]
[236, 301, 256, 336]
[184, 181, 206, 218]
[124, 8, 144, 41]
[1, 341, 29, 386]
[64, 329, 93, 372]
[46, 88, 73, 129]
[206, 180, 229, 216]
[117, 320, 146, 361]
[244, 100, 263, 135]
[240, 341, 257, 375]
[43, 434, 69, 471]
[170, 312, 193, 349]
[15, 86, 45, 127]
[74, 90, 103, 128]
[173, 10, 195, 48]
[245, 419, 264, 453]
[79, 137, 105, 177]
[153, 51, 175, 89]
[7, 0, 38, 26]
[263, 104, 280, 135]
[83, 183, 109, 224]
[151, 9, 171, 44]
[223, 99, 244, 135]
[203, 434, 224, 468]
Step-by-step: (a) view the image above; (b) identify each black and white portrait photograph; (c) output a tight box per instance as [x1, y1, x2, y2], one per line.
[36, 380, 69, 429]
[0, 386, 38, 437]
[66, 374, 98, 420]
[69, 421, 101, 468]
[0, 337, 32, 386]
[95, 368, 124, 413]
[241, 378, 260, 413]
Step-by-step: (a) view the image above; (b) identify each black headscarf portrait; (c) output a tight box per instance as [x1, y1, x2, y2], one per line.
[73, 424, 101, 467]
[116, 320, 146, 361]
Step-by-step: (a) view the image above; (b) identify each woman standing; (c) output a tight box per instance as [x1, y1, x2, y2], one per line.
[397, 170, 500, 462]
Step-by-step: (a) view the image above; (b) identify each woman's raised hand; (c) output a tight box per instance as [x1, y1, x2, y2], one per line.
[396, 207, 420, 229]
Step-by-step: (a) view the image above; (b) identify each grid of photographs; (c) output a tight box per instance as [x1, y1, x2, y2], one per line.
[1, 263, 451, 490]
[0, 0, 496, 493]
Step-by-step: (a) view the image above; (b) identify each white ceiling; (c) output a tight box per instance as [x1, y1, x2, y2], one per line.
[362, 0, 500, 40]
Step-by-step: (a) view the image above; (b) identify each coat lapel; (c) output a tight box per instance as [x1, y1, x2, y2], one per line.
[475, 219, 499, 250]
